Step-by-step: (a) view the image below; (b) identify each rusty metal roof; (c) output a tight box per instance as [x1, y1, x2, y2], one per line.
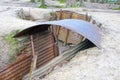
[14, 19, 102, 48]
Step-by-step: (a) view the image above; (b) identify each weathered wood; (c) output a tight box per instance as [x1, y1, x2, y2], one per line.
[56, 10, 85, 45]
[56, 10, 63, 44]
[54, 43, 59, 57]
[29, 35, 36, 80]
[64, 12, 72, 45]
[64, 29, 69, 45]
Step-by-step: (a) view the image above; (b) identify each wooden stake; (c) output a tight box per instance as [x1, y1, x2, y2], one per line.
[64, 12, 72, 45]
[29, 35, 37, 80]
[85, 12, 88, 21]
[64, 29, 69, 45]
[56, 9, 63, 44]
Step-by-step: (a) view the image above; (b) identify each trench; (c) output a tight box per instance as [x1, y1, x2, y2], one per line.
[0, 10, 101, 80]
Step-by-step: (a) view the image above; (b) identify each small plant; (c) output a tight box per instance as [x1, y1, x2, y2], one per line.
[38, 0, 48, 8]
[38, 5, 48, 8]
[78, 3, 85, 7]
[112, 6, 120, 10]
[3, 30, 20, 63]
[60, 0, 65, 3]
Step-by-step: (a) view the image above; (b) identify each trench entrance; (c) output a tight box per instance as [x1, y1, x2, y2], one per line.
[0, 10, 100, 80]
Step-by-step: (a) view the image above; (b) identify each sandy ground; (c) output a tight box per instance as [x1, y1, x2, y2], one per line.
[38, 12, 120, 80]
[0, 6, 37, 69]
[0, 0, 120, 80]
[0, 0, 39, 7]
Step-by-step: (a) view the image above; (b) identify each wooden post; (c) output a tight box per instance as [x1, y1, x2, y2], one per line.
[56, 10, 63, 44]
[64, 29, 69, 45]
[98, 23, 102, 28]
[85, 12, 88, 21]
[63, 12, 72, 45]
[29, 35, 37, 80]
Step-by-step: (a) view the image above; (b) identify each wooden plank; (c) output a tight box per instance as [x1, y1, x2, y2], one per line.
[56, 10, 63, 44]
[87, 16, 92, 22]
[59, 9, 63, 20]
[64, 29, 69, 45]
[29, 35, 36, 80]
[53, 44, 59, 57]
[64, 12, 72, 45]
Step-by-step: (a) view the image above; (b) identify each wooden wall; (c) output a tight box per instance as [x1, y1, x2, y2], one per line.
[0, 30, 59, 80]
[53, 10, 87, 45]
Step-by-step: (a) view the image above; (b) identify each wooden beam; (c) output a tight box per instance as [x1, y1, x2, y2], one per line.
[64, 12, 73, 45]
[29, 35, 37, 80]
[56, 9, 63, 44]
[64, 29, 69, 45]
[30, 35, 35, 56]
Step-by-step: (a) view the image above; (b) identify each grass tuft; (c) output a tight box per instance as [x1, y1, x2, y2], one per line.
[38, 4, 48, 8]
[3, 30, 20, 63]
[60, 0, 65, 3]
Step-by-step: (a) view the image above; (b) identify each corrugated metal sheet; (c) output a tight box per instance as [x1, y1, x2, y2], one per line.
[0, 54, 32, 80]
[15, 19, 101, 48]
[32, 31, 58, 68]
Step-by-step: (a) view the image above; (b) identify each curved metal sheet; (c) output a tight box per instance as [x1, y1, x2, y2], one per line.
[15, 19, 101, 48]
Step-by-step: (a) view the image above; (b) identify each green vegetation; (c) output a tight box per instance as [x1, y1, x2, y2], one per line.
[60, 0, 65, 3]
[38, 0, 48, 8]
[78, 3, 85, 7]
[30, 0, 35, 2]
[38, 5, 48, 8]
[4, 30, 20, 63]
[113, 8, 120, 10]
[71, 4, 84, 8]
[112, 6, 120, 10]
